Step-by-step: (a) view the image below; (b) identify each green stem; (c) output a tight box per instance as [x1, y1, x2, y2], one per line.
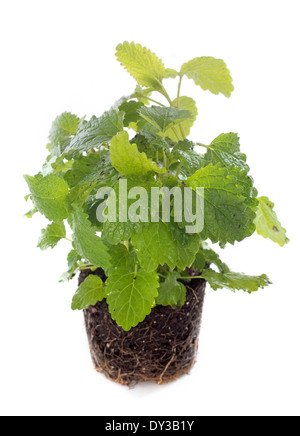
[142, 96, 166, 107]
[64, 237, 73, 243]
[196, 142, 210, 149]
[177, 76, 183, 108]
[179, 275, 204, 280]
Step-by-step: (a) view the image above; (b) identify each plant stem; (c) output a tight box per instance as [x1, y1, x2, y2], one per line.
[142, 96, 166, 107]
[196, 142, 210, 149]
[179, 275, 204, 281]
[177, 75, 183, 108]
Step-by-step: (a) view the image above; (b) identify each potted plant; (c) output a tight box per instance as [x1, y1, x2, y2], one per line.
[24, 42, 288, 385]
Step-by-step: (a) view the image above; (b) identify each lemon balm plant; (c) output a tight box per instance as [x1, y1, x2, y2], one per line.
[25, 42, 288, 385]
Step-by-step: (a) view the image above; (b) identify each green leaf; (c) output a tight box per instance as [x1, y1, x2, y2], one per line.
[131, 221, 200, 272]
[254, 196, 289, 247]
[48, 112, 80, 152]
[180, 57, 234, 98]
[65, 110, 124, 155]
[156, 272, 186, 307]
[132, 85, 153, 105]
[106, 267, 159, 331]
[107, 244, 138, 274]
[186, 165, 256, 245]
[60, 249, 82, 282]
[171, 140, 205, 177]
[202, 269, 271, 293]
[71, 275, 105, 310]
[193, 246, 229, 273]
[25, 208, 37, 219]
[38, 222, 66, 250]
[118, 100, 144, 127]
[138, 106, 192, 135]
[204, 133, 249, 171]
[24, 174, 69, 222]
[116, 41, 166, 90]
[165, 97, 198, 141]
[110, 131, 165, 175]
[163, 68, 179, 79]
[71, 205, 111, 269]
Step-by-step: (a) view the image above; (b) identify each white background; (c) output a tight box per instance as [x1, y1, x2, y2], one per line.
[0, 0, 299, 417]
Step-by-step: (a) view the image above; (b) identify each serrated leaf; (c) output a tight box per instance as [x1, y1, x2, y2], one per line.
[71, 205, 111, 269]
[107, 244, 138, 274]
[60, 249, 82, 282]
[118, 100, 144, 127]
[24, 173, 69, 222]
[106, 267, 159, 331]
[254, 196, 289, 247]
[38, 222, 66, 250]
[164, 69, 179, 79]
[193, 246, 229, 273]
[165, 97, 198, 141]
[171, 139, 205, 177]
[132, 221, 200, 272]
[65, 110, 124, 155]
[180, 57, 234, 98]
[110, 131, 165, 175]
[138, 106, 192, 135]
[156, 272, 186, 307]
[204, 133, 249, 171]
[71, 275, 105, 310]
[202, 269, 271, 293]
[116, 41, 166, 90]
[186, 165, 256, 245]
[48, 112, 80, 152]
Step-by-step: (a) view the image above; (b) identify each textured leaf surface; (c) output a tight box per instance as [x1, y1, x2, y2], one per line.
[49, 112, 80, 152]
[156, 272, 186, 307]
[193, 246, 229, 273]
[204, 133, 249, 171]
[38, 222, 66, 250]
[132, 222, 200, 272]
[24, 174, 69, 222]
[65, 110, 124, 155]
[106, 267, 159, 331]
[71, 205, 111, 269]
[138, 106, 192, 134]
[180, 57, 234, 97]
[71, 275, 105, 310]
[202, 269, 271, 293]
[255, 197, 289, 246]
[166, 97, 198, 141]
[110, 131, 165, 175]
[116, 41, 166, 89]
[118, 100, 144, 127]
[186, 165, 256, 244]
[171, 140, 205, 176]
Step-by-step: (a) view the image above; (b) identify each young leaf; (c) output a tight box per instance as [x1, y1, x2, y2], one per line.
[186, 165, 256, 245]
[254, 197, 289, 246]
[138, 106, 192, 135]
[156, 272, 186, 307]
[180, 57, 234, 98]
[71, 205, 111, 270]
[131, 221, 200, 272]
[116, 41, 166, 90]
[24, 173, 69, 222]
[110, 131, 165, 175]
[60, 249, 82, 282]
[38, 222, 66, 250]
[165, 97, 198, 141]
[49, 112, 80, 152]
[106, 267, 159, 331]
[193, 246, 229, 273]
[163, 69, 179, 79]
[202, 268, 271, 293]
[65, 110, 124, 155]
[71, 275, 105, 310]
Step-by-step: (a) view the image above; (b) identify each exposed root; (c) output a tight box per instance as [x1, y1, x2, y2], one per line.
[81, 269, 206, 386]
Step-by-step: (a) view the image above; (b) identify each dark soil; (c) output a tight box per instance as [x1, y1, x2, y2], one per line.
[81, 269, 206, 386]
